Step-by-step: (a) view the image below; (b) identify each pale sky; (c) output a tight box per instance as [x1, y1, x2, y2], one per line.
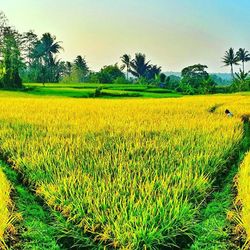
[1, 0, 250, 73]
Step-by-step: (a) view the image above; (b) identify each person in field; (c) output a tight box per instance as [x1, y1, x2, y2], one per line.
[225, 109, 233, 117]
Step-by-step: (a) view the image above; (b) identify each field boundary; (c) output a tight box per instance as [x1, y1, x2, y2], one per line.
[188, 113, 250, 249]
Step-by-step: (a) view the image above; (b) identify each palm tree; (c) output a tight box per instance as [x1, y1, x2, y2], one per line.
[236, 48, 250, 72]
[222, 48, 239, 79]
[74, 55, 89, 82]
[32, 33, 63, 84]
[233, 69, 250, 91]
[33, 33, 63, 62]
[74, 55, 88, 72]
[129, 53, 151, 78]
[146, 64, 161, 80]
[120, 54, 131, 80]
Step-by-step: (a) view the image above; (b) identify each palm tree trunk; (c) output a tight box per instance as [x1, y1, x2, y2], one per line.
[126, 67, 128, 80]
[242, 60, 245, 73]
[231, 64, 234, 79]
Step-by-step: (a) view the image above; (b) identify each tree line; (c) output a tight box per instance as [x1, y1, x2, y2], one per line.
[222, 48, 250, 91]
[0, 11, 249, 94]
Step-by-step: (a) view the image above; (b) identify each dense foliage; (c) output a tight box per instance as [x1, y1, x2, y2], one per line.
[0, 12, 22, 88]
[1, 11, 250, 94]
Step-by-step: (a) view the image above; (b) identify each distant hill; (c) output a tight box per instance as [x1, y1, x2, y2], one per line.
[164, 72, 181, 77]
[210, 73, 232, 86]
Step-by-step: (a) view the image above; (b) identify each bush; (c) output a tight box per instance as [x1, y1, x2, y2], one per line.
[94, 87, 103, 97]
[113, 76, 129, 84]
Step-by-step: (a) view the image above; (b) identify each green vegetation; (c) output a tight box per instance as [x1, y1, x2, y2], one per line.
[222, 48, 250, 92]
[1, 11, 250, 95]
[1, 6, 250, 250]
[178, 64, 216, 94]
[1, 161, 62, 250]
[189, 167, 236, 250]
[190, 121, 250, 250]
[20, 83, 182, 98]
[0, 94, 248, 249]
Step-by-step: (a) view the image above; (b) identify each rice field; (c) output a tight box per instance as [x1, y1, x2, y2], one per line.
[236, 151, 250, 249]
[0, 167, 13, 249]
[0, 93, 249, 249]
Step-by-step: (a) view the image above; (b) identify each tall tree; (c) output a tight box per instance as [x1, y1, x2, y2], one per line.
[22, 30, 38, 65]
[180, 64, 215, 93]
[73, 55, 89, 82]
[120, 54, 131, 80]
[232, 69, 250, 91]
[32, 33, 63, 83]
[146, 64, 161, 80]
[129, 53, 151, 78]
[236, 48, 250, 73]
[222, 48, 239, 79]
[0, 12, 23, 88]
[0, 29, 23, 88]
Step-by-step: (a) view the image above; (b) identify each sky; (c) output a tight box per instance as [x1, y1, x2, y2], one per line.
[1, 0, 250, 73]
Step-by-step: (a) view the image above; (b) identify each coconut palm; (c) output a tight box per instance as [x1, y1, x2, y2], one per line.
[32, 33, 63, 83]
[233, 69, 250, 91]
[33, 33, 62, 62]
[120, 54, 131, 80]
[146, 64, 162, 80]
[222, 48, 239, 79]
[236, 48, 250, 72]
[74, 55, 88, 72]
[74, 55, 89, 82]
[129, 53, 151, 78]
[235, 69, 249, 81]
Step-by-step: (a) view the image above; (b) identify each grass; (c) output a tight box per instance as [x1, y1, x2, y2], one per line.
[189, 168, 236, 250]
[21, 83, 182, 98]
[0, 161, 63, 250]
[189, 111, 250, 250]
[234, 118, 250, 249]
[0, 166, 13, 250]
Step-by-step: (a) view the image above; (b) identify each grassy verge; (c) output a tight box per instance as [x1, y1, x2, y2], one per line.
[21, 83, 182, 99]
[188, 120, 250, 250]
[188, 165, 237, 249]
[0, 161, 64, 250]
[0, 167, 13, 250]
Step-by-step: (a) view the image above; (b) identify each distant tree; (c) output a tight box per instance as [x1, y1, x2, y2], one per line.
[33, 33, 62, 61]
[65, 61, 72, 76]
[181, 64, 209, 88]
[73, 55, 89, 82]
[120, 54, 131, 80]
[129, 53, 151, 78]
[222, 48, 239, 79]
[22, 30, 38, 65]
[32, 33, 63, 84]
[200, 76, 216, 94]
[98, 64, 125, 83]
[236, 48, 250, 73]
[180, 64, 215, 94]
[159, 73, 166, 83]
[74, 56, 88, 72]
[146, 65, 161, 80]
[88, 64, 125, 83]
[0, 14, 23, 89]
[166, 75, 181, 90]
[231, 69, 250, 91]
